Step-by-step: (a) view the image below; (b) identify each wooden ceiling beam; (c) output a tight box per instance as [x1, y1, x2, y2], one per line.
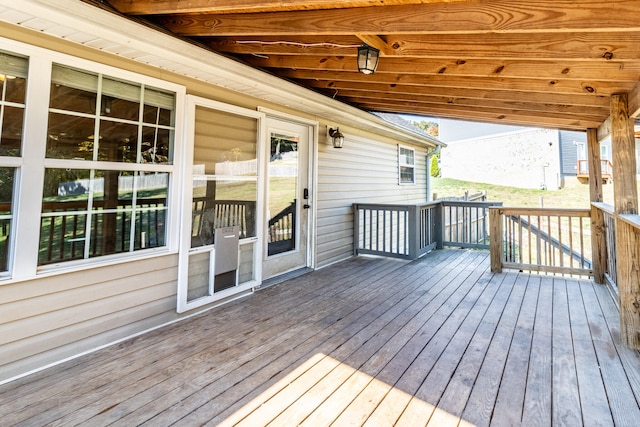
[211, 32, 640, 62]
[363, 104, 598, 131]
[279, 69, 636, 97]
[306, 80, 611, 108]
[107, 0, 464, 15]
[347, 97, 605, 123]
[329, 90, 609, 118]
[157, 1, 640, 36]
[354, 35, 391, 56]
[628, 82, 640, 118]
[244, 55, 640, 82]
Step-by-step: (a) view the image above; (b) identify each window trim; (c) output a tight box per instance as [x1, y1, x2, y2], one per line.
[0, 36, 186, 283]
[398, 144, 416, 185]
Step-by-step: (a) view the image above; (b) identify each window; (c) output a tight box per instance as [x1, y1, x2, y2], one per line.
[398, 145, 415, 184]
[0, 40, 184, 280]
[0, 50, 28, 275]
[39, 64, 176, 266]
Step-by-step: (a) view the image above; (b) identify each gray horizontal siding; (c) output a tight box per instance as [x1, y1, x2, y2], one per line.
[559, 130, 586, 176]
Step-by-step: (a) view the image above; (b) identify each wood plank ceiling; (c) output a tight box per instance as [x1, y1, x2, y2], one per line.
[97, 0, 640, 132]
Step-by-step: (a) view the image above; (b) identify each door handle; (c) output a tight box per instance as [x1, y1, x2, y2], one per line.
[303, 204, 310, 209]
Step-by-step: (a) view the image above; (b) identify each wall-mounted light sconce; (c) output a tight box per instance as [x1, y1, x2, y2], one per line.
[357, 44, 380, 74]
[328, 127, 345, 148]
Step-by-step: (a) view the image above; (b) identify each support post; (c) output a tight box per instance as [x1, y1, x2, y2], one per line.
[408, 205, 419, 260]
[610, 94, 640, 348]
[489, 207, 502, 273]
[434, 202, 443, 249]
[587, 128, 606, 284]
[353, 204, 360, 255]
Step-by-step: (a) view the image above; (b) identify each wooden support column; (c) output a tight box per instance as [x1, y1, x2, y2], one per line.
[610, 94, 640, 348]
[489, 207, 502, 273]
[587, 128, 606, 284]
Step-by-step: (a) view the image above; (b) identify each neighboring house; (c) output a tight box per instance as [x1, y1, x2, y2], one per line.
[439, 119, 616, 189]
[0, 4, 442, 382]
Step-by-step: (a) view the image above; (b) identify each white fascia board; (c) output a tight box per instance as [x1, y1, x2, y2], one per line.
[0, 0, 442, 148]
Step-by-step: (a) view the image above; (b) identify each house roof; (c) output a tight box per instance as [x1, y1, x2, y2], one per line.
[85, 0, 640, 133]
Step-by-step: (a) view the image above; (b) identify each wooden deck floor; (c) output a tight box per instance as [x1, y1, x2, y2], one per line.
[2, 249, 640, 426]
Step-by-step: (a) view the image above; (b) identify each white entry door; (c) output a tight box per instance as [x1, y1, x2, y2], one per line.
[262, 118, 314, 280]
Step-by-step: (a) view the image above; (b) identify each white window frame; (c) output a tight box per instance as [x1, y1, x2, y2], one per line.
[1, 37, 186, 283]
[398, 144, 416, 185]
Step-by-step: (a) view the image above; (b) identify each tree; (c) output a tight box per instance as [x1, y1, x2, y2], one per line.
[430, 153, 441, 177]
[412, 120, 439, 137]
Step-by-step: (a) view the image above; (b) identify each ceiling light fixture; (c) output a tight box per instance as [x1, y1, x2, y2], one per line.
[357, 44, 380, 74]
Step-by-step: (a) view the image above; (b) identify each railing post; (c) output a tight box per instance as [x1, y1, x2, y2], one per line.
[590, 205, 606, 284]
[353, 204, 360, 255]
[489, 207, 502, 273]
[587, 128, 606, 284]
[617, 218, 640, 348]
[434, 202, 443, 249]
[611, 94, 640, 349]
[408, 205, 419, 260]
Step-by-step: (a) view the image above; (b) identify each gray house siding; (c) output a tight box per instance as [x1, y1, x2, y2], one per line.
[559, 130, 585, 177]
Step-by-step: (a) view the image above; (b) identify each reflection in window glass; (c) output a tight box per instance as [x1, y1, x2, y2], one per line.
[0, 51, 28, 157]
[39, 169, 169, 265]
[97, 120, 139, 163]
[190, 106, 259, 250]
[268, 133, 298, 256]
[46, 112, 96, 160]
[47, 63, 176, 165]
[193, 106, 257, 176]
[191, 179, 257, 248]
[0, 167, 14, 272]
[39, 169, 90, 264]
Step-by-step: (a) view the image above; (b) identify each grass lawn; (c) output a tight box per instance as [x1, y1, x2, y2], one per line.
[432, 177, 621, 209]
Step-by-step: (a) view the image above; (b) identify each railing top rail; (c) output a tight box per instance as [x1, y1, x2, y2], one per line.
[619, 213, 640, 229]
[495, 207, 591, 217]
[591, 202, 615, 214]
[417, 200, 442, 208]
[442, 200, 502, 208]
[354, 203, 411, 211]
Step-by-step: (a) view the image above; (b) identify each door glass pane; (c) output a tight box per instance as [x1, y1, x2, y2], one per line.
[191, 106, 258, 249]
[268, 132, 298, 256]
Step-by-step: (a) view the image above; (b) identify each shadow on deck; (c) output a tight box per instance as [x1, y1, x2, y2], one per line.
[1, 249, 640, 426]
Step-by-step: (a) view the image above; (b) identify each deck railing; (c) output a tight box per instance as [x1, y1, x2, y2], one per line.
[577, 159, 613, 181]
[489, 207, 593, 276]
[353, 200, 501, 260]
[592, 202, 617, 289]
[442, 200, 501, 249]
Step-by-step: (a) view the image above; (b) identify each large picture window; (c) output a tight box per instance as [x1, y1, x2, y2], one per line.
[38, 64, 176, 266]
[0, 40, 184, 281]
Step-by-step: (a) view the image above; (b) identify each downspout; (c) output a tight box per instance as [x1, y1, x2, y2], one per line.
[426, 146, 441, 202]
